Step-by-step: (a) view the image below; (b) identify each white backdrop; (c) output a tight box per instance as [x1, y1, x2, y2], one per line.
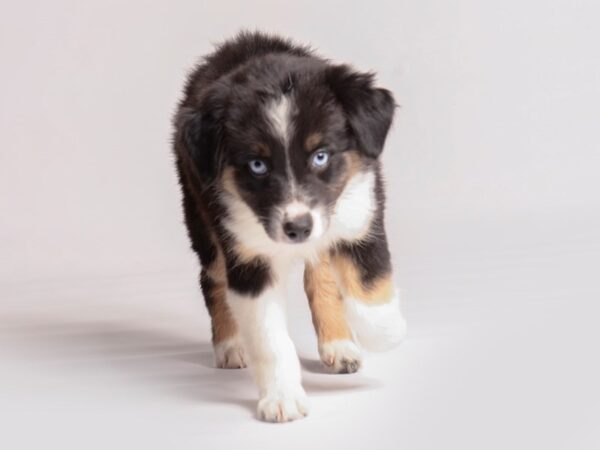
[1, 1, 599, 449]
[2, 0, 598, 283]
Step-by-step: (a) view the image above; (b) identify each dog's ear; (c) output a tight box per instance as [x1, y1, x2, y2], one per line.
[176, 98, 224, 181]
[325, 65, 396, 158]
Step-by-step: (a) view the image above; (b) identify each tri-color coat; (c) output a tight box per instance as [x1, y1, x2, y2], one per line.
[172, 31, 406, 422]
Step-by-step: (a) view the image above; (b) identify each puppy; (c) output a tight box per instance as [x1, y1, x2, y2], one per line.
[172, 31, 406, 422]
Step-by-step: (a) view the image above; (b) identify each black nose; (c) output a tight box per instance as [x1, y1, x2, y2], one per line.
[283, 214, 313, 243]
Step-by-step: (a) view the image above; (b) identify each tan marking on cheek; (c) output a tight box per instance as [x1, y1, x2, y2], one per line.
[221, 166, 238, 195]
[330, 253, 394, 305]
[305, 132, 323, 152]
[345, 150, 363, 177]
[330, 150, 364, 195]
[304, 253, 352, 344]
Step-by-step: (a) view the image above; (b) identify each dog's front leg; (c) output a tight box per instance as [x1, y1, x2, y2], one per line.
[226, 272, 309, 422]
[330, 233, 407, 352]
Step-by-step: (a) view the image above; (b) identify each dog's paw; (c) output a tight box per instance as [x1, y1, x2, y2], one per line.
[257, 387, 310, 423]
[214, 338, 247, 369]
[319, 339, 362, 374]
[345, 292, 407, 352]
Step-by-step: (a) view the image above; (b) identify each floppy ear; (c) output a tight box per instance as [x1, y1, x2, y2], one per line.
[326, 65, 396, 158]
[176, 101, 224, 181]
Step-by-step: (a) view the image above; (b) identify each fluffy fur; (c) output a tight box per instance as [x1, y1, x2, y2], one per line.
[172, 31, 406, 422]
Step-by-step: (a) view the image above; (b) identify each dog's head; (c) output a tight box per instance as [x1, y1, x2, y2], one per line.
[179, 55, 395, 248]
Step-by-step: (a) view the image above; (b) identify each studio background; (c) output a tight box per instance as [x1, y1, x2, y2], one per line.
[1, 1, 599, 449]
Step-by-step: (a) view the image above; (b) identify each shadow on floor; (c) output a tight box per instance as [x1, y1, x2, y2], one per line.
[0, 312, 381, 418]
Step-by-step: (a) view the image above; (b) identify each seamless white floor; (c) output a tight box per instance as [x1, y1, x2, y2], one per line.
[2, 1, 599, 448]
[2, 218, 598, 450]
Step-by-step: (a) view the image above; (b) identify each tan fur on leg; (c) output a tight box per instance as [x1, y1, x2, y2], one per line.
[304, 254, 361, 373]
[330, 253, 394, 304]
[202, 253, 246, 368]
[207, 279, 238, 343]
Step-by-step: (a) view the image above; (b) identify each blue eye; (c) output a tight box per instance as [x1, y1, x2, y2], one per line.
[311, 150, 329, 168]
[248, 159, 268, 176]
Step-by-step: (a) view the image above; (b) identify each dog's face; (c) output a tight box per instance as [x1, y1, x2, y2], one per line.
[181, 56, 394, 248]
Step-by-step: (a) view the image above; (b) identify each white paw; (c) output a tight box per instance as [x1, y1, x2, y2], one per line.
[257, 386, 310, 423]
[214, 337, 247, 369]
[344, 291, 407, 352]
[319, 339, 362, 373]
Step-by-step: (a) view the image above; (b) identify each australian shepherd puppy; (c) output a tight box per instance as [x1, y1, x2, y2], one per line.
[172, 31, 406, 422]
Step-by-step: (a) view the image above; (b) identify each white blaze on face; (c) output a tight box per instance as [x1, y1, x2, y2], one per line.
[266, 95, 292, 147]
[283, 200, 309, 218]
[266, 95, 325, 242]
[265, 95, 298, 195]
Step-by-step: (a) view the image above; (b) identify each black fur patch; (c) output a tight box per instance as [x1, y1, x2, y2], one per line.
[199, 270, 217, 310]
[226, 256, 272, 297]
[325, 65, 396, 158]
[176, 160, 217, 267]
[334, 231, 392, 287]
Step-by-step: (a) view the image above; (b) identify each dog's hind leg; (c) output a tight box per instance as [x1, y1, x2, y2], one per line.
[304, 254, 362, 373]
